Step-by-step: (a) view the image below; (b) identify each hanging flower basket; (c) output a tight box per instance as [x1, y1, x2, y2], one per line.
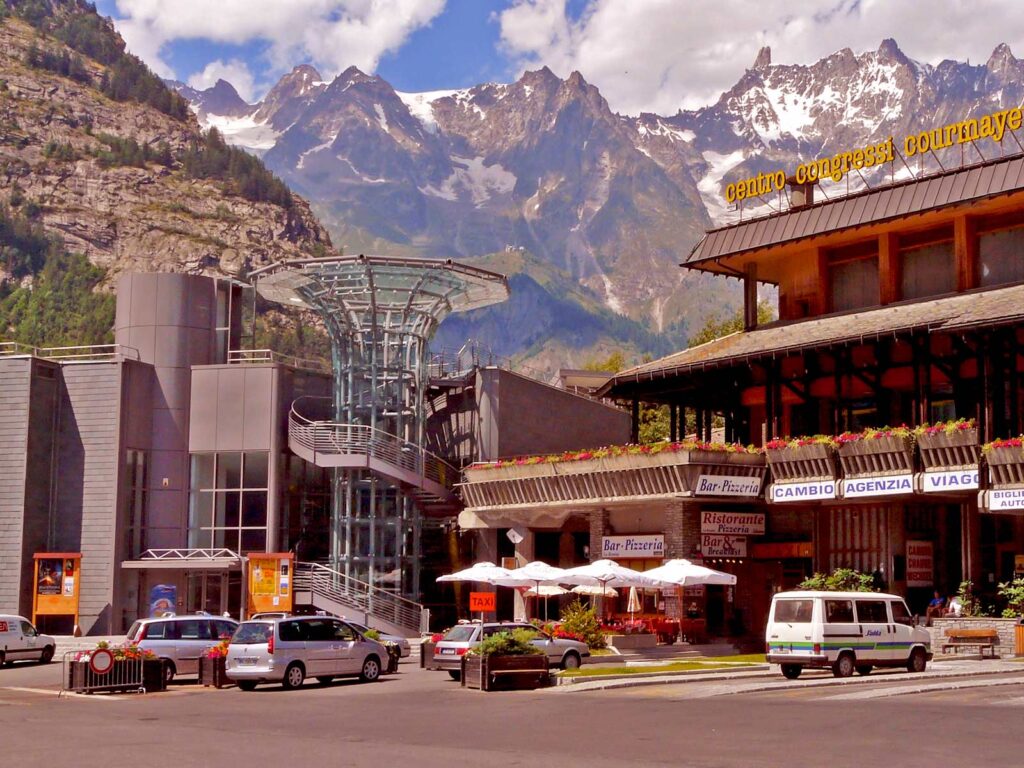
[984, 437, 1024, 486]
[916, 420, 979, 470]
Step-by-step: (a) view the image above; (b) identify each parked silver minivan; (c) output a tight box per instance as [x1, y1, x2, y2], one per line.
[126, 614, 238, 682]
[226, 616, 389, 690]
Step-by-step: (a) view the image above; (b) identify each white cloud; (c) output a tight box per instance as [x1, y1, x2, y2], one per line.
[498, 0, 1024, 114]
[188, 59, 257, 101]
[111, 0, 446, 93]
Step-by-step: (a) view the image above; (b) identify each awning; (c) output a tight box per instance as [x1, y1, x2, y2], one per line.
[120, 548, 242, 571]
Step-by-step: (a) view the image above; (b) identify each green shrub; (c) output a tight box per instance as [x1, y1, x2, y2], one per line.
[466, 629, 544, 657]
[798, 568, 874, 592]
[559, 599, 606, 649]
[997, 577, 1024, 618]
[362, 628, 381, 640]
[182, 128, 293, 209]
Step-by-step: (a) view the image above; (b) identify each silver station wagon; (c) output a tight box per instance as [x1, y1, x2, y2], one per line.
[127, 614, 238, 683]
[226, 616, 389, 690]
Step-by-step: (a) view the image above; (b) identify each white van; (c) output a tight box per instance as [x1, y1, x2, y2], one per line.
[0, 615, 56, 666]
[765, 591, 932, 679]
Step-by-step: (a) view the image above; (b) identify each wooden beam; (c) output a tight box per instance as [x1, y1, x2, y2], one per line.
[954, 215, 978, 292]
[744, 263, 759, 330]
[814, 247, 829, 315]
[879, 232, 900, 304]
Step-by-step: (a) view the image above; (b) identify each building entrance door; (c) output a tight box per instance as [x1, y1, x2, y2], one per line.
[186, 572, 228, 615]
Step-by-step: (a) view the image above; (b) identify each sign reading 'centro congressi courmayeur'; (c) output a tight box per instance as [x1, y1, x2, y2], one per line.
[724, 107, 1024, 203]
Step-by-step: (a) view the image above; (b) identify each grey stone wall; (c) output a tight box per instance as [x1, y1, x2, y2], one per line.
[929, 617, 1020, 656]
[589, 509, 609, 562]
[0, 358, 32, 615]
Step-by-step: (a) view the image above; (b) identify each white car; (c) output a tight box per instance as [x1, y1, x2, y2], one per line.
[0, 615, 56, 666]
[766, 590, 933, 679]
[226, 616, 389, 690]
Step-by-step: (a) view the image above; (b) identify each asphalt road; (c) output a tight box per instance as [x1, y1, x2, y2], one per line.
[2, 659, 1024, 767]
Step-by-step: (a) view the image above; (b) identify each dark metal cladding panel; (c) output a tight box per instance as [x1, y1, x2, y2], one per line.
[990, 158, 1012, 193]
[822, 199, 846, 231]
[737, 218, 761, 253]
[892, 184, 916, 216]
[948, 169, 969, 201]
[762, 215, 785, 248]
[907, 177, 931, 213]
[689, 233, 715, 263]
[847, 194, 869, 227]
[833, 198, 856, 229]
[934, 173, 958, 207]
[962, 166, 985, 200]
[718, 224, 741, 256]
[920, 177, 942, 211]
[780, 207, 805, 242]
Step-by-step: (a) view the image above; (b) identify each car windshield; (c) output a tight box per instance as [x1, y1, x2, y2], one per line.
[127, 621, 142, 641]
[231, 622, 273, 645]
[442, 625, 478, 642]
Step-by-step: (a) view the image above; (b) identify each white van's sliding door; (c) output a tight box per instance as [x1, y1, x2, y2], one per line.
[854, 599, 893, 662]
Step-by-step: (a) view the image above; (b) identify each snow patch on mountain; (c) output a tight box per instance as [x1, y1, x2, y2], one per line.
[373, 103, 389, 134]
[396, 89, 456, 134]
[421, 155, 516, 207]
[203, 112, 280, 153]
[297, 135, 336, 169]
[697, 150, 745, 225]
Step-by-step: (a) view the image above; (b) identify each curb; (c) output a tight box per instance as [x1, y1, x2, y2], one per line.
[554, 665, 772, 690]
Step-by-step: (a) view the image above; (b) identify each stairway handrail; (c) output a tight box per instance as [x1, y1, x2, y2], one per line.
[293, 561, 423, 631]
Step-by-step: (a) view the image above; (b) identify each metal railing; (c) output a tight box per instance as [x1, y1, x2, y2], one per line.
[61, 651, 145, 696]
[293, 561, 425, 635]
[0, 342, 140, 362]
[227, 348, 330, 373]
[288, 406, 458, 492]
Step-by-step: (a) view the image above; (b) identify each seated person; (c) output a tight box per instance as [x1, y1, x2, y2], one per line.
[944, 596, 963, 617]
[686, 602, 701, 619]
[925, 590, 946, 623]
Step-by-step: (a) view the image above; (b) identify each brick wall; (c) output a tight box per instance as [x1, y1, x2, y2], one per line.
[929, 617, 1020, 656]
[589, 509, 609, 561]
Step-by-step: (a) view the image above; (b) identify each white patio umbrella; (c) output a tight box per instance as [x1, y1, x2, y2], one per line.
[642, 559, 736, 642]
[525, 585, 569, 597]
[626, 586, 642, 622]
[560, 559, 669, 618]
[498, 561, 568, 621]
[436, 562, 515, 621]
[570, 584, 619, 598]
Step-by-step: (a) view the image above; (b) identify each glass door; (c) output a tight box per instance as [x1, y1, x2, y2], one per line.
[185, 572, 229, 615]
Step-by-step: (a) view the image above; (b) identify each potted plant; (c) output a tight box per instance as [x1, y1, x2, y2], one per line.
[362, 628, 400, 674]
[837, 425, 915, 475]
[916, 419, 979, 469]
[461, 629, 548, 691]
[68, 641, 166, 694]
[996, 576, 1024, 656]
[198, 639, 232, 688]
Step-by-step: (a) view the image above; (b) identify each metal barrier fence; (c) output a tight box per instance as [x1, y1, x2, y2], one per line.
[60, 651, 146, 696]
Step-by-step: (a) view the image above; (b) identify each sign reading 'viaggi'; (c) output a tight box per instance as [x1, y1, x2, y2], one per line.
[768, 480, 837, 503]
[601, 535, 665, 559]
[920, 469, 979, 493]
[695, 474, 762, 497]
[841, 474, 914, 499]
[701, 511, 765, 536]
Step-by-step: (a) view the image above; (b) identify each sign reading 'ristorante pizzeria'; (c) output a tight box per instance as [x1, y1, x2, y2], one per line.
[701, 511, 765, 536]
[724, 106, 1024, 204]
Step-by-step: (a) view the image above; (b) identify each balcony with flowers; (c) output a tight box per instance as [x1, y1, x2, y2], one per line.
[460, 440, 766, 513]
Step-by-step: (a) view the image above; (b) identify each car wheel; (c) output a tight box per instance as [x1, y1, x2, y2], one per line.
[360, 655, 381, 682]
[282, 662, 305, 690]
[855, 664, 873, 676]
[447, 670, 461, 681]
[832, 653, 855, 678]
[907, 648, 927, 673]
[236, 680, 258, 691]
[316, 676, 334, 685]
[561, 651, 582, 671]
[162, 660, 176, 684]
[39, 646, 54, 664]
[781, 664, 802, 680]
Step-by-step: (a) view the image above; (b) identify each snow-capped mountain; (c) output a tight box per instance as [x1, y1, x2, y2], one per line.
[170, 40, 1024, 346]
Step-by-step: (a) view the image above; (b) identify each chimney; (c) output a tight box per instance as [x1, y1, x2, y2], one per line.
[787, 176, 814, 209]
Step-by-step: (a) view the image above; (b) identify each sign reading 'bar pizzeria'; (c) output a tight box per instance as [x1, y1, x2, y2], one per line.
[701, 511, 765, 536]
[601, 535, 665, 559]
[695, 474, 762, 497]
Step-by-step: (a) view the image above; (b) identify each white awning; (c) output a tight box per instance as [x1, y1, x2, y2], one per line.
[120, 548, 242, 571]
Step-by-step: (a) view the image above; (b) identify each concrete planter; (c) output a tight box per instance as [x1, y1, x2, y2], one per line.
[461, 653, 549, 691]
[766, 443, 837, 482]
[918, 428, 980, 470]
[986, 445, 1024, 487]
[838, 435, 914, 476]
[466, 463, 555, 481]
[929, 617, 1019, 656]
[198, 656, 231, 688]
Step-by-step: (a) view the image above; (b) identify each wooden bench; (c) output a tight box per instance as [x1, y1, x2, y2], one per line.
[941, 628, 999, 658]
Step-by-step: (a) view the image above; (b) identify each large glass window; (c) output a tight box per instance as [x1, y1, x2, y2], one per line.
[902, 241, 955, 299]
[980, 226, 1024, 287]
[188, 452, 269, 553]
[830, 257, 879, 312]
[124, 449, 148, 557]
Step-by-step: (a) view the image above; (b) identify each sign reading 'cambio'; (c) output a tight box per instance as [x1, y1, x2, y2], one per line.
[700, 511, 765, 536]
[695, 474, 762, 497]
[906, 541, 934, 587]
[601, 535, 665, 559]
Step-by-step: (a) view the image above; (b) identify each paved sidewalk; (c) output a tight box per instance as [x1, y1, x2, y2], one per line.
[557, 658, 1024, 693]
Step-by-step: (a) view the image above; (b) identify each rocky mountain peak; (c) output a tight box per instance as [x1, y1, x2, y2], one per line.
[198, 78, 250, 117]
[987, 42, 1017, 70]
[752, 46, 771, 70]
[876, 38, 910, 65]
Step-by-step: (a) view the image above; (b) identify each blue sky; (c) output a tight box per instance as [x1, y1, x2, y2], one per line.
[93, 1, 1023, 115]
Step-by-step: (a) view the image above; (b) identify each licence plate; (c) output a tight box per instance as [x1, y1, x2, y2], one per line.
[238, 657, 258, 665]
[774, 648, 789, 654]
[441, 648, 456, 655]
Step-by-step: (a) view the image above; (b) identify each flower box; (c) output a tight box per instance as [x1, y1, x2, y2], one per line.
[461, 654, 549, 691]
[766, 443, 837, 482]
[198, 655, 232, 688]
[838, 435, 914, 477]
[986, 445, 1024, 487]
[918, 427, 980, 470]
